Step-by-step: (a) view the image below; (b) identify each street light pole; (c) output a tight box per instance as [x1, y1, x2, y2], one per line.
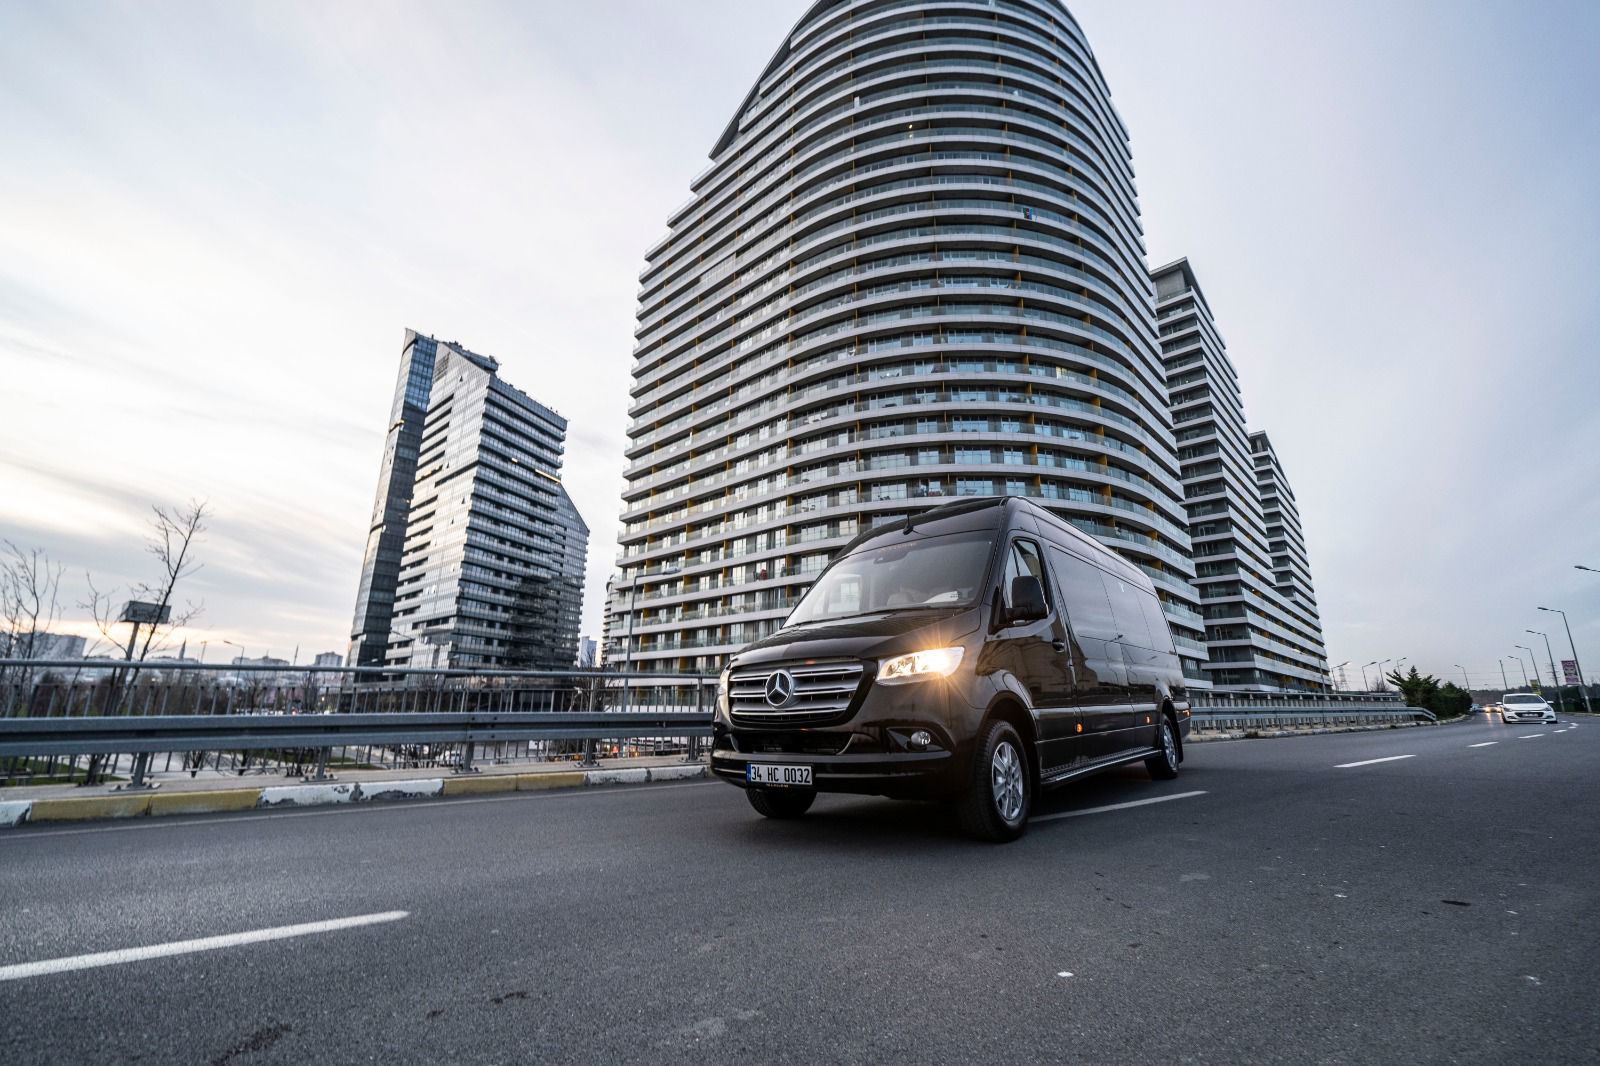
[1514, 645, 1537, 688]
[1361, 661, 1376, 690]
[1526, 629, 1565, 714]
[1497, 658, 1510, 690]
[1539, 606, 1593, 714]
[1454, 664, 1471, 691]
[1376, 659, 1393, 691]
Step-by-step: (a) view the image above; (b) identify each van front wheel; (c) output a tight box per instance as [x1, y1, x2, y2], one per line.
[958, 720, 1031, 842]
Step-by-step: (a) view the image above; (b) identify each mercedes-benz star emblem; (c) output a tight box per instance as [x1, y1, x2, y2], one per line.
[764, 669, 797, 708]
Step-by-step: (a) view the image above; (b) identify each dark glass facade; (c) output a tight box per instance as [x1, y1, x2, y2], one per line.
[348, 330, 438, 668]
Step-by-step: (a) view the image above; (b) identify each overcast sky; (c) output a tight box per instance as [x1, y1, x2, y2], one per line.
[2, 0, 1596, 688]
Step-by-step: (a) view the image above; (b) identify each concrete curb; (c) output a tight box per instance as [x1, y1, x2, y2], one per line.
[0, 764, 711, 829]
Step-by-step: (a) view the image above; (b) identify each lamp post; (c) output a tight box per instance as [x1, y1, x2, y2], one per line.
[1497, 658, 1510, 690]
[1525, 629, 1565, 714]
[1376, 659, 1393, 691]
[1538, 606, 1592, 714]
[1453, 663, 1471, 691]
[1514, 645, 1537, 688]
[1361, 661, 1377, 690]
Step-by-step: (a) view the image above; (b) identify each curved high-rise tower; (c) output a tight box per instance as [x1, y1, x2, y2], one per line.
[616, 0, 1207, 681]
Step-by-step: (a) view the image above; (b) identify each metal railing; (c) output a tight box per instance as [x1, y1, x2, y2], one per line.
[0, 661, 715, 790]
[1190, 689, 1432, 731]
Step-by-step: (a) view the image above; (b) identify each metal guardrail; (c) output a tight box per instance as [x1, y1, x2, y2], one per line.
[0, 660, 716, 788]
[1190, 708, 1434, 731]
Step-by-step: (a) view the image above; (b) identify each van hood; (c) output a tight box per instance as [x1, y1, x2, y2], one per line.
[730, 608, 982, 667]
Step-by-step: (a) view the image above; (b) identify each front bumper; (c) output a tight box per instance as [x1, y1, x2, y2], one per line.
[711, 746, 958, 797]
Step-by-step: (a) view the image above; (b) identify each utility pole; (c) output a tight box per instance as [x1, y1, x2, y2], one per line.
[1538, 606, 1593, 714]
[1514, 646, 1537, 688]
[1526, 630, 1565, 714]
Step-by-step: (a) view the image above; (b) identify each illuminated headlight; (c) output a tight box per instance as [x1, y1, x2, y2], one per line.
[716, 666, 730, 714]
[878, 647, 964, 684]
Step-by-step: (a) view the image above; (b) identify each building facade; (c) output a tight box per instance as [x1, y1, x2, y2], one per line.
[1249, 431, 1323, 620]
[350, 332, 588, 672]
[615, 0, 1208, 681]
[1152, 259, 1329, 690]
[349, 330, 440, 668]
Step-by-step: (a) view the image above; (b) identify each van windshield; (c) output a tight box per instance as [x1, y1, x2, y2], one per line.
[786, 530, 995, 625]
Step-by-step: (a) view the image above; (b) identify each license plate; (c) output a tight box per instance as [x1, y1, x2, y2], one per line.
[746, 762, 813, 788]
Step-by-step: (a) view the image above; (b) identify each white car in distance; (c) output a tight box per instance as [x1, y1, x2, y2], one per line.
[1500, 692, 1556, 724]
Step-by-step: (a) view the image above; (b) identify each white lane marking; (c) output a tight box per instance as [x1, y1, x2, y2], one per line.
[0, 780, 721, 842]
[1468, 742, 1498, 748]
[1518, 734, 1545, 740]
[1334, 755, 1416, 769]
[0, 911, 409, 982]
[1033, 790, 1207, 823]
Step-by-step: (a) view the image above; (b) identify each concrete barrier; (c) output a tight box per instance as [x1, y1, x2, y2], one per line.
[440, 775, 518, 797]
[150, 790, 262, 817]
[647, 765, 708, 783]
[1, 762, 710, 829]
[359, 779, 444, 803]
[257, 783, 357, 808]
[516, 771, 586, 791]
[585, 767, 650, 787]
[30, 794, 153, 822]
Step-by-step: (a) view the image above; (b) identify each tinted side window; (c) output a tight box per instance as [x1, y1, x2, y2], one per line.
[1103, 573, 1154, 648]
[1139, 591, 1177, 654]
[1003, 539, 1051, 610]
[1049, 548, 1117, 642]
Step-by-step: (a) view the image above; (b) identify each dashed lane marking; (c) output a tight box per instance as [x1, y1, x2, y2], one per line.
[1033, 790, 1208, 824]
[0, 911, 410, 982]
[1334, 755, 1416, 769]
[1518, 734, 1545, 740]
[1468, 742, 1498, 748]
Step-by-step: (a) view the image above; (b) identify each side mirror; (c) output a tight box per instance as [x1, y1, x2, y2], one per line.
[1006, 576, 1047, 625]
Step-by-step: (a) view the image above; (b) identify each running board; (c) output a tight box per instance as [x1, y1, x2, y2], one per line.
[1038, 748, 1159, 788]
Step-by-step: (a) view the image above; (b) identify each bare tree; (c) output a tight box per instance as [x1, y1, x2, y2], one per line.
[82, 500, 210, 662]
[0, 541, 66, 714]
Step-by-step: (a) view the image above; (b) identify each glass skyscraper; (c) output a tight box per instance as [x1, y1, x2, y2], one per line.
[349, 331, 588, 671]
[614, 0, 1208, 680]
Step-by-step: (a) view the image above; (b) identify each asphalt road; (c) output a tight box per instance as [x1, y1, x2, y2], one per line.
[2, 714, 1597, 1065]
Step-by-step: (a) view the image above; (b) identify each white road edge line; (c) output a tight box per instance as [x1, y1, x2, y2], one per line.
[1334, 754, 1417, 769]
[1033, 790, 1207, 823]
[0, 911, 410, 982]
[1468, 742, 1498, 748]
[1518, 734, 1545, 740]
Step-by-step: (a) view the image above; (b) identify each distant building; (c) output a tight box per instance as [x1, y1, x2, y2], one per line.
[576, 637, 598, 669]
[355, 332, 587, 671]
[1152, 259, 1330, 690]
[349, 329, 441, 668]
[0, 632, 86, 660]
[312, 651, 343, 669]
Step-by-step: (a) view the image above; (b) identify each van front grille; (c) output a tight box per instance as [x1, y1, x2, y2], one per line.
[728, 661, 866, 725]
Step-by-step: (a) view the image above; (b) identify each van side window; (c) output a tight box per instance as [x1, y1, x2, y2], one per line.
[1103, 573, 1154, 648]
[1003, 539, 1051, 609]
[1048, 548, 1117, 642]
[1140, 591, 1177, 654]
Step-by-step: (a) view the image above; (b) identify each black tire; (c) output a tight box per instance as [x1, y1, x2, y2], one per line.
[957, 720, 1032, 843]
[746, 787, 815, 819]
[1146, 716, 1180, 780]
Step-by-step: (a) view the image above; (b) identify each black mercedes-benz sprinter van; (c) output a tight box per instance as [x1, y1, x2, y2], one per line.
[711, 496, 1191, 841]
